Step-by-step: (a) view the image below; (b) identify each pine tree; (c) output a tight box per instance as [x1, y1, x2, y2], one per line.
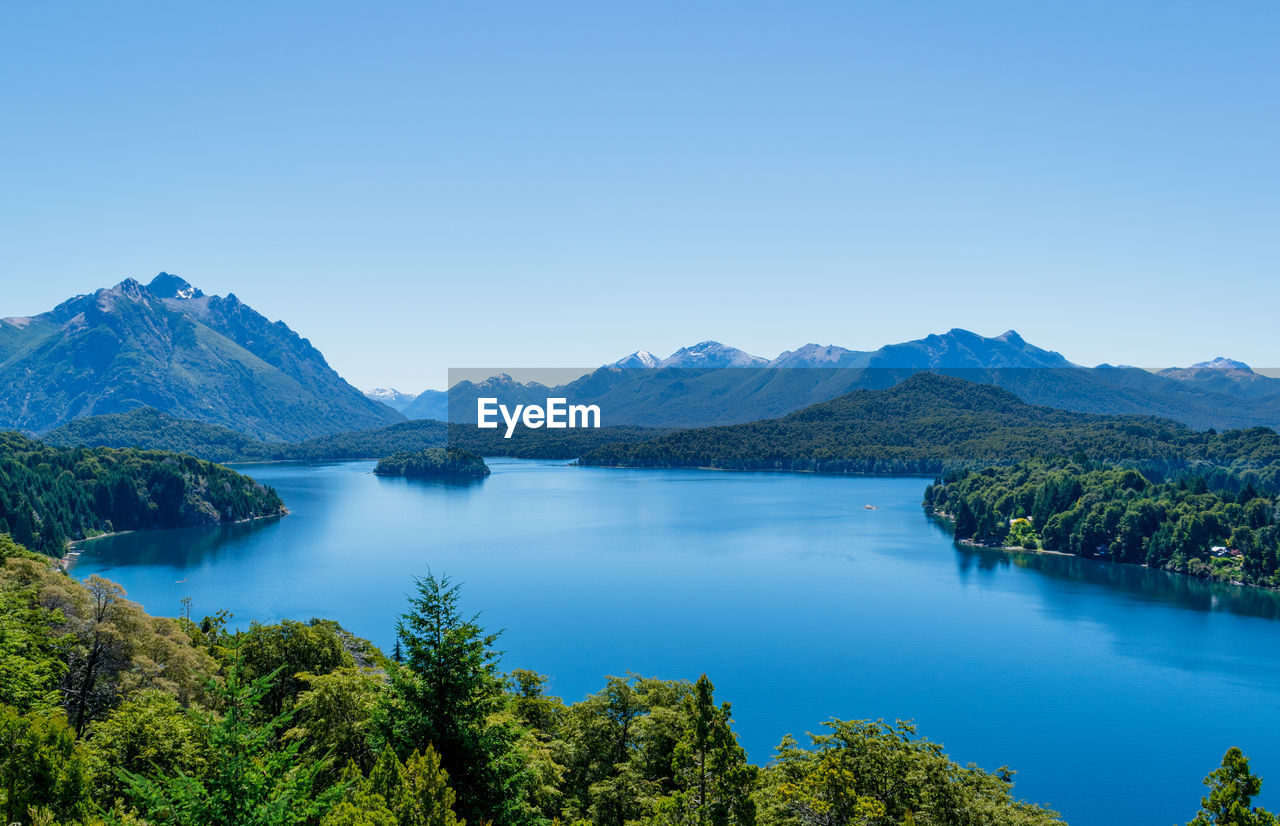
[664, 675, 756, 826]
[1189, 747, 1279, 826]
[117, 648, 342, 825]
[384, 572, 528, 825]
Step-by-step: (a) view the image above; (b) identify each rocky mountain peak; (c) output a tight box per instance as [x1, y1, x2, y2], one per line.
[148, 272, 204, 300]
[1190, 357, 1253, 372]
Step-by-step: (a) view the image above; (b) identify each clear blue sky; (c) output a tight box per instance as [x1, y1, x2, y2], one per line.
[1, 2, 1276, 391]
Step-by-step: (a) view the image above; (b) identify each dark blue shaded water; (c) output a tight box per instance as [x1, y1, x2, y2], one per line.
[71, 459, 1280, 825]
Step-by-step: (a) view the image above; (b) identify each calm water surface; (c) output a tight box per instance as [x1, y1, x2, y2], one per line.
[72, 459, 1280, 825]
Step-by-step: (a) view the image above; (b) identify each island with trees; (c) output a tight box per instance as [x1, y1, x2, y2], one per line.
[373, 448, 491, 480]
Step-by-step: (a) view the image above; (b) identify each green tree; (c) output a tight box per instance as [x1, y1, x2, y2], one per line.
[1189, 747, 1279, 826]
[756, 719, 1061, 826]
[383, 573, 535, 826]
[655, 674, 756, 826]
[0, 703, 90, 825]
[83, 690, 206, 804]
[239, 619, 354, 719]
[328, 744, 464, 826]
[68, 576, 125, 736]
[289, 666, 386, 774]
[558, 675, 695, 826]
[401, 746, 466, 826]
[0, 559, 69, 710]
[117, 656, 341, 825]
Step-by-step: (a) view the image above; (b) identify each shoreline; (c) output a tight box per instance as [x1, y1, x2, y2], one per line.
[60, 510, 287, 571]
[927, 510, 1263, 593]
[570, 461, 939, 479]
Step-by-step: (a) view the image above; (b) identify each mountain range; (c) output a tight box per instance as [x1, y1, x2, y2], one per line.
[405, 330, 1280, 431]
[0, 274, 403, 441]
[7, 276, 1280, 443]
[575, 372, 1280, 492]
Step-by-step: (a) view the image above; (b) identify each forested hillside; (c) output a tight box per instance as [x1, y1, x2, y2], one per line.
[0, 432, 284, 554]
[926, 459, 1280, 588]
[44, 408, 284, 464]
[579, 374, 1280, 491]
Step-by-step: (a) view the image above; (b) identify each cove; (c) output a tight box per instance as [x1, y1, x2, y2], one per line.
[69, 459, 1280, 825]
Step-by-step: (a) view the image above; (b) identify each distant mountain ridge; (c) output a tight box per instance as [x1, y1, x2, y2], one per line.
[409, 329, 1280, 431]
[364, 387, 419, 412]
[577, 372, 1280, 491]
[0, 273, 403, 441]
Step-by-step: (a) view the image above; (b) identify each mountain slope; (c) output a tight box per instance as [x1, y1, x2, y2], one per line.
[1156, 359, 1280, 400]
[401, 389, 448, 421]
[578, 373, 1280, 490]
[43, 407, 282, 463]
[0, 274, 403, 441]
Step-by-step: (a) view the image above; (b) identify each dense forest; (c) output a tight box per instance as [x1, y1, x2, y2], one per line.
[374, 448, 491, 479]
[44, 409, 287, 464]
[3, 540, 1268, 825]
[578, 375, 1280, 492]
[0, 432, 285, 555]
[925, 459, 1280, 588]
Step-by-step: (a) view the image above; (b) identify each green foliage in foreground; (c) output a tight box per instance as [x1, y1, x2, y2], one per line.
[374, 449, 491, 480]
[0, 539, 1267, 825]
[0, 431, 285, 554]
[926, 458, 1280, 587]
[1189, 747, 1279, 826]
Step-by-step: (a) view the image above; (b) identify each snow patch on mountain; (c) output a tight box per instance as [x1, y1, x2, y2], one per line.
[611, 349, 660, 369]
[660, 341, 767, 369]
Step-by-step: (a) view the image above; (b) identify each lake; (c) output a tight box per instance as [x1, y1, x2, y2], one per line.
[70, 459, 1280, 825]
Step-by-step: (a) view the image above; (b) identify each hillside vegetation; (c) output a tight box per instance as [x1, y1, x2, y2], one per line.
[0, 432, 284, 554]
[926, 459, 1280, 589]
[578, 374, 1280, 491]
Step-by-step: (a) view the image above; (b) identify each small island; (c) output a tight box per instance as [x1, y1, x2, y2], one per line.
[373, 447, 491, 480]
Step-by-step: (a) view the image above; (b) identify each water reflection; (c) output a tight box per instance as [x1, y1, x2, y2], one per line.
[945, 527, 1280, 621]
[72, 516, 283, 570]
[373, 475, 489, 491]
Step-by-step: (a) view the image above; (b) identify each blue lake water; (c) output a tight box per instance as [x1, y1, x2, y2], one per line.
[71, 459, 1280, 825]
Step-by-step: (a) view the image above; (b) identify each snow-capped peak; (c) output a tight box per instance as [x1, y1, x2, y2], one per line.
[611, 349, 660, 369]
[364, 387, 418, 405]
[1190, 357, 1253, 372]
[147, 272, 205, 300]
[660, 341, 768, 369]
